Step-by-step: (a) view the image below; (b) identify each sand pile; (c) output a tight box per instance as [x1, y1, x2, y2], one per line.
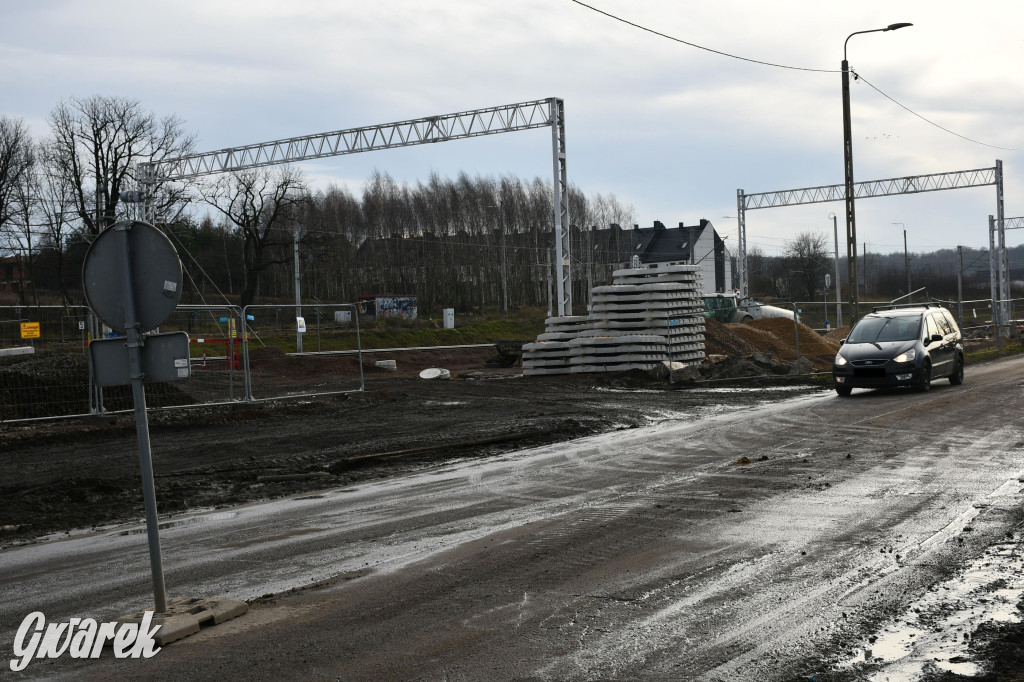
[703, 319, 757, 358]
[700, 318, 840, 372]
[824, 326, 851, 343]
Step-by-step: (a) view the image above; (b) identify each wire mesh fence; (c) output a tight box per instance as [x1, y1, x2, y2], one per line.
[2, 293, 1019, 424]
[0, 305, 94, 420]
[242, 303, 364, 401]
[782, 296, 1022, 353]
[0, 302, 365, 423]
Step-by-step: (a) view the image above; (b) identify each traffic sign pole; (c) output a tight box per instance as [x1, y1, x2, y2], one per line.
[113, 222, 168, 614]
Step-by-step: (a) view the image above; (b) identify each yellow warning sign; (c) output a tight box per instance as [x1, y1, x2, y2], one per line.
[20, 322, 40, 339]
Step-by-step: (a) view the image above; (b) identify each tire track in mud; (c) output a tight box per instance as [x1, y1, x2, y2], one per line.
[532, 390, 1024, 680]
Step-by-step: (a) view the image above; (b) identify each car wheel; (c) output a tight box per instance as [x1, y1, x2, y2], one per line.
[949, 355, 964, 385]
[914, 361, 932, 392]
[836, 385, 852, 397]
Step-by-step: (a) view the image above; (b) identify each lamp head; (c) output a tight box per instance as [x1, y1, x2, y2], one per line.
[886, 22, 913, 31]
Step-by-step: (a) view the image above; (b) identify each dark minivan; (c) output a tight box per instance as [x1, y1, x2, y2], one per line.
[832, 304, 964, 396]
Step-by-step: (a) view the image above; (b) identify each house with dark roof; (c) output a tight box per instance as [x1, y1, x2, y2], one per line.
[588, 219, 733, 293]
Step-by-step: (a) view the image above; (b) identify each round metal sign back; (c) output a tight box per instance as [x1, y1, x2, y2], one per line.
[83, 221, 183, 334]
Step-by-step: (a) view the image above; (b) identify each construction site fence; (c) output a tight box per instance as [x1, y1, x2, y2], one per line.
[3, 295, 1021, 423]
[766, 296, 1023, 357]
[241, 303, 364, 401]
[0, 302, 365, 424]
[783, 296, 1022, 339]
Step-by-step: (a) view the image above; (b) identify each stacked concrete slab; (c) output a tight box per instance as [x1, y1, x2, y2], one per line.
[523, 262, 706, 375]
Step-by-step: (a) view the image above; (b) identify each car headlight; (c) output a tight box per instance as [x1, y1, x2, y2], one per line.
[894, 349, 916, 363]
[834, 354, 848, 366]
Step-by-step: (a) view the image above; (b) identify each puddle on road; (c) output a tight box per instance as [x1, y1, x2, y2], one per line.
[839, 535, 1024, 678]
[642, 404, 736, 424]
[689, 385, 822, 394]
[594, 385, 817, 395]
[116, 511, 239, 536]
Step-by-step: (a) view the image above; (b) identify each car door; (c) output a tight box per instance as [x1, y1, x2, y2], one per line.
[926, 313, 952, 376]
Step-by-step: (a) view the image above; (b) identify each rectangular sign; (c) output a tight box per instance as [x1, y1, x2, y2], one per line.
[89, 331, 191, 387]
[20, 322, 40, 339]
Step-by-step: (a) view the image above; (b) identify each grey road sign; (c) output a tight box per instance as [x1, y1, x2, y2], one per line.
[82, 221, 182, 334]
[82, 220, 186, 614]
[89, 332, 190, 387]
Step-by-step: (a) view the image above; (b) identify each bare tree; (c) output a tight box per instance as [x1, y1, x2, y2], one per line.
[198, 166, 310, 308]
[47, 96, 196, 234]
[35, 140, 82, 305]
[784, 231, 831, 300]
[0, 116, 34, 247]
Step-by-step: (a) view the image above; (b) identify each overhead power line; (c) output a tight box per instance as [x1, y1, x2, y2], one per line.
[569, 0, 1023, 151]
[568, 0, 835, 72]
[854, 73, 1024, 152]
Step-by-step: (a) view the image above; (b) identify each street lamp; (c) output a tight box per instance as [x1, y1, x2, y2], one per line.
[842, 22, 912, 323]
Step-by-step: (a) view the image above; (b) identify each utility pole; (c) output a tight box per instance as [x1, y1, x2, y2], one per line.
[842, 23, 913, 323]
[501, 228, 508, 313]
[904, 229, 911, 298]
[830, 213, 842, 327]
[989, 215, 1001, 351]
[546, 248, 553, 318]
[862, 242, 867, 307]
[957, 245, 964, 327]
[586, 225, 594, 313]
[294, 226, 302, 353]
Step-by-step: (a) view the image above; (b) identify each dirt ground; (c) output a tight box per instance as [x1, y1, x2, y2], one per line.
[0, 368, 821, 547]
[0, 317, 958, 546]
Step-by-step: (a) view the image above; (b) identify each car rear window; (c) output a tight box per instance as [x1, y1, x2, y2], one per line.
[847, 316, 921, 343]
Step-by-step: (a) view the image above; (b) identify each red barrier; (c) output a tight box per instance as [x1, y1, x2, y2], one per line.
[190, 337, 242, 370]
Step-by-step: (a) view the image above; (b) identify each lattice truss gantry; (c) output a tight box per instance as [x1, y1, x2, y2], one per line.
[140, 97, 574, 315]
[734, 163, 1008, 327]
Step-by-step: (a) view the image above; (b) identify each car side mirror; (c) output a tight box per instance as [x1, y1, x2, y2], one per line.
[930, 333, 943, 343]
[839, 338, 846, 345]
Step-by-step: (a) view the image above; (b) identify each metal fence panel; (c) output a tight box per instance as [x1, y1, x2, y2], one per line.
[243, 303, 364, 400]
[0, 304, 248, 423]
[0, 305, 94, 420]
[154, 305, 245, 406]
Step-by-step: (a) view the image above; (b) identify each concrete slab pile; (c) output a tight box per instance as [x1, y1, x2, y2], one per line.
[523, 262, 706, 376]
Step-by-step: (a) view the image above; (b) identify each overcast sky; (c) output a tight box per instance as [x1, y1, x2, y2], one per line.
[3, 0, 1022, 256]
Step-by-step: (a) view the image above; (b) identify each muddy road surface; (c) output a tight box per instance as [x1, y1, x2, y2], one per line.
[4, 357, 1024, 680]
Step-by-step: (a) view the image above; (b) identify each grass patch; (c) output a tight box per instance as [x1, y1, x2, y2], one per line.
[248, 308, 546, 353]
[966, 342, 1024, 364]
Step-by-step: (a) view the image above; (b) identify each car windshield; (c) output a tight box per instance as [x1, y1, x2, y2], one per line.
[847, 316, 920, 343]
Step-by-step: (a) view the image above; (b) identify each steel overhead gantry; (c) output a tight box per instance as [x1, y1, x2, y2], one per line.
[139, 97, 573, 316]
[735, 162, 1006, 322]
[990, 214, 1023, 335]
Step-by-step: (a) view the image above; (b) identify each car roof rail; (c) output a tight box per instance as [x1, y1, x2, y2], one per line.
[871, 302, 942, 313]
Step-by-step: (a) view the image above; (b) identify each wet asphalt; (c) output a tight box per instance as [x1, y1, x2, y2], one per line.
[3, 356, 1024, 680]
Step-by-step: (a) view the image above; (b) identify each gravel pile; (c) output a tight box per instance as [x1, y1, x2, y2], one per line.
[703, 319, 757, 358]
[696, 318, 841, 372]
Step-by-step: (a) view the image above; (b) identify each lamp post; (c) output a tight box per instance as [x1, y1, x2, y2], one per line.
[842, 22, 912, 323]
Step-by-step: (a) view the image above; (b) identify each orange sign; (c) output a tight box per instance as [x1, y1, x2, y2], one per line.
[20, 322, 40, 339]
